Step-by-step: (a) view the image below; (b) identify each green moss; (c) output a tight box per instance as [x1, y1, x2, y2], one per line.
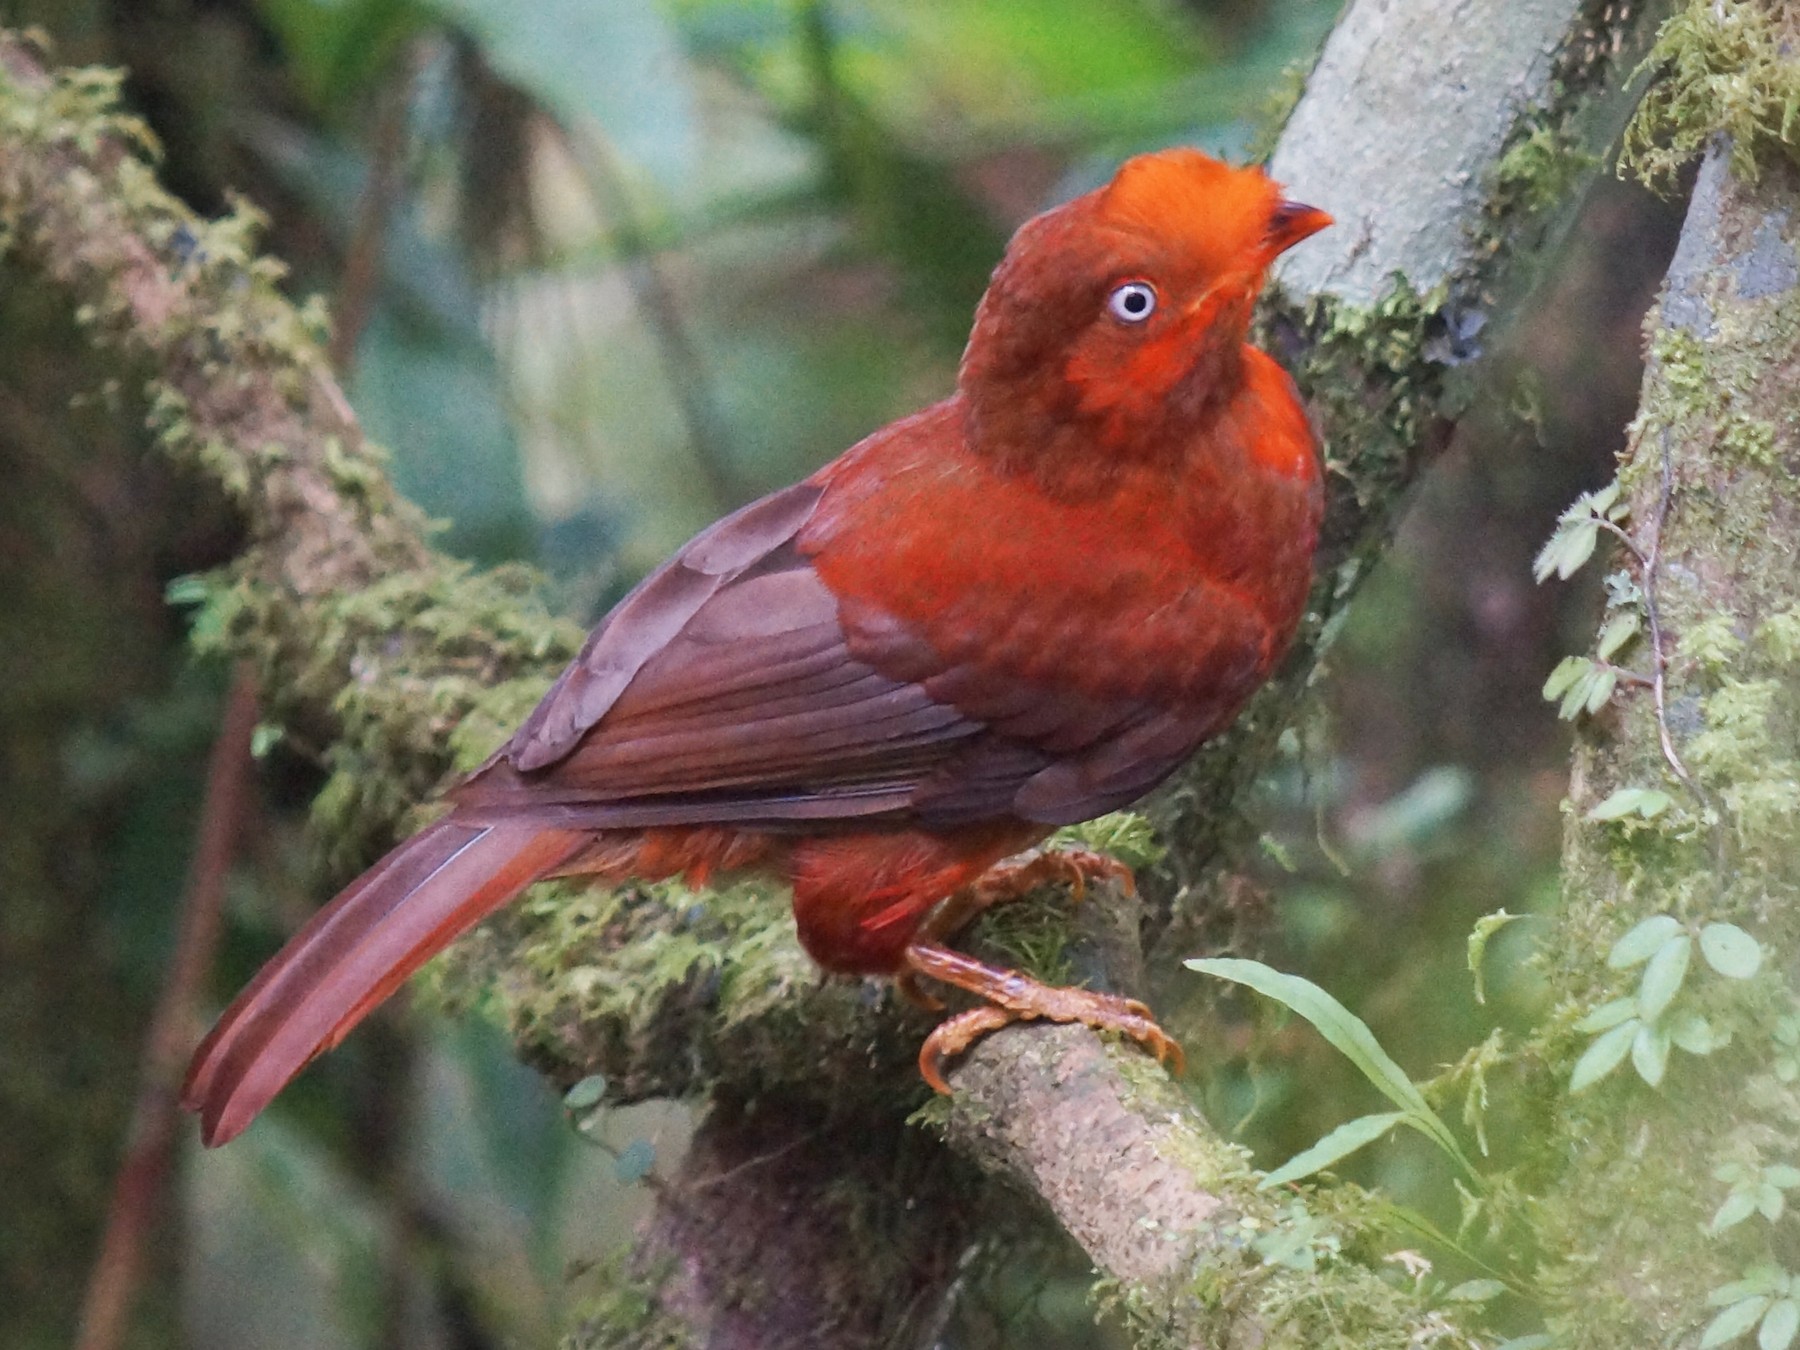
[561, 1255, 687, 1350]
[1493, 122, 1602, 218]
[1053, 810, 1166, 870]
[1621, 0, 1800, 189]
[1101, 1180, 1466, 1350]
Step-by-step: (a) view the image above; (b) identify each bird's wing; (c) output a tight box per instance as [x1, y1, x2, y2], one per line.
[458, 481, 989, 828]
[462, 470, 1263, 833]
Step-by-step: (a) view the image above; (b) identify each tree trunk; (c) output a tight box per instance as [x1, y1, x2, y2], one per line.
[1536, 133, 1800, 1346]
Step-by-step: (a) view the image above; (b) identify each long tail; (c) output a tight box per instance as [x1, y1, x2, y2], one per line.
[182, 818, 584, 1147]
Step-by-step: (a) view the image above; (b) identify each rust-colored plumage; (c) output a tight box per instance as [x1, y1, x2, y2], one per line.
[184, 148, 1330, 1146]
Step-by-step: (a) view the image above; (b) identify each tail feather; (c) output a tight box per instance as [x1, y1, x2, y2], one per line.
[183, 818, 583, 1146]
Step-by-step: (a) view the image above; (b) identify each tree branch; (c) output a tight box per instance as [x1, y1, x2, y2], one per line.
[74, 666, 258, 1350]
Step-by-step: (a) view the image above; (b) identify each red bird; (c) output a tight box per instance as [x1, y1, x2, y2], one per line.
[184, 148, 1329, 1146]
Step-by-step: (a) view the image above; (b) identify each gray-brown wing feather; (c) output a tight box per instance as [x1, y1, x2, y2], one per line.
[460, 483, 986, 828]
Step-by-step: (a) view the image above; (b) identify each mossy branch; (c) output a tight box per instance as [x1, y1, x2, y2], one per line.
[0, 37, 581, 869]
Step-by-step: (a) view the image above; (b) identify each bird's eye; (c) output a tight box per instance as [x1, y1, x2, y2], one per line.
[1106, 282, 1158, 323]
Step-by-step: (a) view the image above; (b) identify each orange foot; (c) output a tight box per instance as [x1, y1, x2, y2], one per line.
[893, 847, 1139, 1011]
[904, 940, 1183, 1093]
[971, 846, 1138, 907]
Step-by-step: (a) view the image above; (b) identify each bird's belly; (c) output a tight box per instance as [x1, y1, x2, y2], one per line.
[786, 821, 1049, 974]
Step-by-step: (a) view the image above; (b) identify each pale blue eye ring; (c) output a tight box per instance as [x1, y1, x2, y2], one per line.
[1107, 281, 1157, 323]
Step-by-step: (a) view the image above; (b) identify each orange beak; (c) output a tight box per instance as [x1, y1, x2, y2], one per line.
[1266, 199, 1333, 257]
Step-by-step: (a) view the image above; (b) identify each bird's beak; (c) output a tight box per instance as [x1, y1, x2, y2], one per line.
[1266, 199, 1333, 257]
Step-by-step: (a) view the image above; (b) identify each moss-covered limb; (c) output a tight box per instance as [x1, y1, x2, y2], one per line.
[941, 1026, 1474, 1350]
[430, 872, 935, 1111]
[564, 1097, 986, 1350]
[0, 34, 581, 867]
[1149, 0, 1674, 925]
[433, 828, 1152, 1110]
[1533, 138, 1800, 1346]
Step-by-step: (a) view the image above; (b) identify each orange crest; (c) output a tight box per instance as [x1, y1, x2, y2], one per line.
[1096, 148, 1285, 279]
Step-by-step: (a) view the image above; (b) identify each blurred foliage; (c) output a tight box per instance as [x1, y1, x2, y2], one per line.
[0, 0, 1688, 1347]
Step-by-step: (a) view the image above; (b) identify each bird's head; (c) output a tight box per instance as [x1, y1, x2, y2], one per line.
[960, 148, 1329, 474]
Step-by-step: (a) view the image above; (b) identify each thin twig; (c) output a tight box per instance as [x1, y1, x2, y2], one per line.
[684, 1127, 827, 1193]
[568, 134, 744, 513]
[328, 46, 420, 372]
[1594, 441, 1699, 798]
[1642, 429, 1700, 799]
[1595, 517, 1651, 569]
[1599, 662, 1656, 689]
[75, 667, 259, 1350]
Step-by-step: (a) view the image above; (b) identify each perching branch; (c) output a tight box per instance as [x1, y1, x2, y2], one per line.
[0, 0, 1675, 1341]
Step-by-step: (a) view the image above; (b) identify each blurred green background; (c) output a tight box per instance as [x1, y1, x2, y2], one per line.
[0, 0, 1682, 1345]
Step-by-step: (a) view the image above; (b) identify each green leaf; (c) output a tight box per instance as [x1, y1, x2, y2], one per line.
[1609, 915, 1683, 968]
[1571, 1019, 1638, 1092]
[1187, 959, 1468, 1167]
[1584, 666, 1619, 714]
[1704, 1298, 1773, 1348]
[1713, 1192, 1761, 1234]
[1597, 610, 1642, 660]
[1590, 481, 1623, 518]
[1259, 1111, 1410, 1189]
[1559, 668, 1598, 720]
[250, 724, 284, 759]
[563, 1075, 608, 1111]
[1543, 655, 1591, 700]
[1443, 1278, 1509, 1303]
[1638, 934, 1693, 1022]
[1671, 1011, 1725, 1055]
[1588, 787, 1673, 821]
[1761, 1298, 1800, 1350]
[1189, 960, 1427, 1120]
[1714, 1272, 1791, 1305]
[1468, 910, 1526, 1005]
[1759, 1185, 1787, 1223]
[1576, 998, 1640, 1034]
[1701, 924, 1764, 979]
[1765, 1166, 1800, 1190]
[1535, 519, 1599, 582]
[165, 573, 210, 606]
[1632, 1019, 1671, 1086]
[613, 1138, 656, 1184]
[1558, 519, 1599, 578]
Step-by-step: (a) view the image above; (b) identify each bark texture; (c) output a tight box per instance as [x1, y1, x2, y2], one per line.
[1537, 135, 1800, 1346]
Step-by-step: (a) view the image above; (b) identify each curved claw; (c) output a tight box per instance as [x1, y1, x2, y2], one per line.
[903, 940, 1183, 1092]
[970, 846, 1139, 909]
[918, 1005, 1017, 1093]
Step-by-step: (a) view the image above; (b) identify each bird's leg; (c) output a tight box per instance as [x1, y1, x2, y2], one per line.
[903, 940, 1183, 1093]
[893, 847, 1138, 1010]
